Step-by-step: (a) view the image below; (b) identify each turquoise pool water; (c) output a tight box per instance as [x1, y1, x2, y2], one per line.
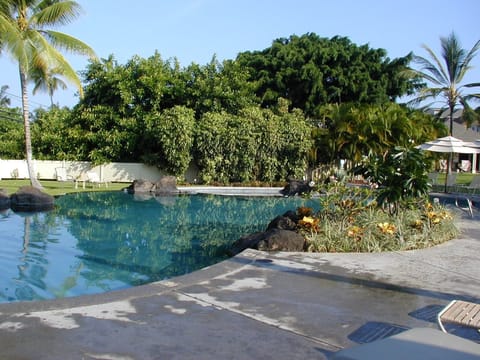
[0, 191, 317, 303]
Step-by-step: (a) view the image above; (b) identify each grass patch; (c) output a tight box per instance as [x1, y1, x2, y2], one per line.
[436, 172, 473, 185]
[0, 179, 127, 196]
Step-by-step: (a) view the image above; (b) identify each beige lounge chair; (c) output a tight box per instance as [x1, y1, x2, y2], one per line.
[437, 300, 480, 333]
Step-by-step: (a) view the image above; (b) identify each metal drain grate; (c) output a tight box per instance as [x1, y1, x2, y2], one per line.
[348, 322, 409, 344]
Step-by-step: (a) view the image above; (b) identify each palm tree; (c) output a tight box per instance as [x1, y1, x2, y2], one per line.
[0, 85, 11, 106]
[409, 32, 480, 135]
[0, 0, 96, 188]
[31, 66, 67, 107]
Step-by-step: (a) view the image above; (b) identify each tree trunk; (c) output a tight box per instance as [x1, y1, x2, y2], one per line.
[449, 105, 454, 136]
[19, 66, 43, 189]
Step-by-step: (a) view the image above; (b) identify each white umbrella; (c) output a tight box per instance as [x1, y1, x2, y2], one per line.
[417, 136, 480, 192]
[464, 139, 480, 152]
[417, 136, 480, 154]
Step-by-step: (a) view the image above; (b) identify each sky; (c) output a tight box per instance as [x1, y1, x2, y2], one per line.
[1, 0, 479, 109]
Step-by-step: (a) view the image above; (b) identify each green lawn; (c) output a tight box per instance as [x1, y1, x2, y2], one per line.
[436, 172, 474, 185]
[0, 179, 127, 196]
[1, 173, 478, 197]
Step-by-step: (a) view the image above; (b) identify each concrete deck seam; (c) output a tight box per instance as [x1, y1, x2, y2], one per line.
[172, 289, 344, 352]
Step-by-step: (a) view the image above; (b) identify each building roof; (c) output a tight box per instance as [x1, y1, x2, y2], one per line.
[428, 108, 480, 142]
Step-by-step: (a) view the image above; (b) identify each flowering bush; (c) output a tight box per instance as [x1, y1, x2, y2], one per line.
[300, 183, 458, 252]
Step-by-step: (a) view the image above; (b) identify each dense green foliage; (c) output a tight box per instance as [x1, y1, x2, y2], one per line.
[0, 32, 449, 184]
[195, 101, 312, 183]
[15, 53, 315, 182]
[237, 33, 416, 117]
[311, 102, 445, 166]
[0, 106, 23, 158]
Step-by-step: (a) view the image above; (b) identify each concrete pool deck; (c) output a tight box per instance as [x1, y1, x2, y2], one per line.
[0, 197, 479, 359]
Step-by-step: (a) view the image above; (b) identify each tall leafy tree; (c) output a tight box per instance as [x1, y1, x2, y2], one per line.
[0, 0, 96, 188]
[0, 106, 23, 158]
[409, 32, 480, 135]
[237, 33, 415, 117]
[184, 57, 259, 117]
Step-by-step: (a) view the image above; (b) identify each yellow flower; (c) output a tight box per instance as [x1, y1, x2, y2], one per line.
[298, 216, 319, 231]
[300, 216, 315, 224]
[377, 222, 396, 235]
[347, 226, 363, 238]
[440, 211, 452, 220]
[412, 219, 423, 229]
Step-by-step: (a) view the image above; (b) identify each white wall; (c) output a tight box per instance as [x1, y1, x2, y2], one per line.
[0, 159, 199, 183]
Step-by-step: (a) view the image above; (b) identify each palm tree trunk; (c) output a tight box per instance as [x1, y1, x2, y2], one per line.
[19, 66, 43, 189]
[445, 104, 455, 192]
[449, 105, 454, 136]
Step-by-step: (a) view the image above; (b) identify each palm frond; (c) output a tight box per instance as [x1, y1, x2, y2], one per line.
[457, 39, 480, 83]
[412, 56, 445, 86]
[440, 33, 465, 83]
[418, 44, 449, 83]
[28, 29, 83, 95]
[2, 23, 31, 70]
[41, 29, 96, 59]
[463, 93, 480, 102]
[31, 0, 82, 28]
[0, 0, 12, 17]
[463, 82, 480, 88]
[459, 101, 480, 127]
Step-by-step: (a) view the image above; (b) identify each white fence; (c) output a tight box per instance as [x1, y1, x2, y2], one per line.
[0, 159, 199, 183]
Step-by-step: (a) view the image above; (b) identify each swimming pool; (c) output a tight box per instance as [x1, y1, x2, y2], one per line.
[0, 191, 317, 303]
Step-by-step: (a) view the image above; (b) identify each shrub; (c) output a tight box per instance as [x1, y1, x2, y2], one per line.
[353, 147, 431, 214]
[299, 182, 458, 252]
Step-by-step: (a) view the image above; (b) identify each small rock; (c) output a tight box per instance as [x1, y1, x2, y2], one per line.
[126, 179, 155, 194]
[257, 229, 306, 252]
[229, 229, 306, 255]
[266, 215, 297, 231]
[280, 179, 314, 196]
[153, 176, 179, 195]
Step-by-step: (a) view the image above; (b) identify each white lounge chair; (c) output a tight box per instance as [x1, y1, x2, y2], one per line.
[445, 172, 458, 192]
[55, 167, 74, 186]
[463, 175, 480, 194]
[86, 171, 108, 188]
[427, 172, 439, 186]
